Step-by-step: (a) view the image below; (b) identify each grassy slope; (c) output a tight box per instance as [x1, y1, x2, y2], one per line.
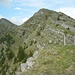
[22, 45, 75, 75]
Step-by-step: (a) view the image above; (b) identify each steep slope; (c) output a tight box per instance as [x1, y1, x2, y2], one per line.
[20, 8, 75, 53]
[0, 18, 25, 75]
[0, 18, 17, 37]
[0, 8, 75, 75]
[19, 8, 75, 75]
[0, 18, 20, 51]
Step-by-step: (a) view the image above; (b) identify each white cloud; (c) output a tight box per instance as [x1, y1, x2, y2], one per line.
[11, 17, 17, 22]
[15, 7, 22, 10]
[56, 7, 75, 19]
[22, 17, 29, 23]
[10, 16, 21, 25]
[53, 0, 75, 4]
[14, 0, 48, 8]
[10, 16, 29, 25]
[0, 0, 12, 6]
[13, 0, 75, 8]
[0, 15, 29, 25]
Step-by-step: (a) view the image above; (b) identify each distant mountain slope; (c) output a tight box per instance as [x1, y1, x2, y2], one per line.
[0, 18, 25, 75]
[0, 18, 17, 38]
[0, 18, 24, 53]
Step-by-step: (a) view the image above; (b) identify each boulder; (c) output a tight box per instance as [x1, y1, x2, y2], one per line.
[26, 61, 35, 69]
[27, 57, 34, 62]
[21, 63, 28, 72]
[49, 40, 52, 44]
[15, 71, 20, 75]
[26, 57, 35, 69]
[33, 51, 38, 59]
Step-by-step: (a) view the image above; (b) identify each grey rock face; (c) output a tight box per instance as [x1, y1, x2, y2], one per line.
[37, 43, 44, 50]
[26, 57, 35, 69]
[21, 63, 28, 72]
[20, 51, 38, 73]
[49, 40, 52, 44]
[15, 71, 20, 75]
[33, 51, 38, 59]
[27, 57, 34, 62]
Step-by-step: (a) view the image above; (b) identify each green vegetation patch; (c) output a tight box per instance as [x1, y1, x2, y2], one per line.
[22, 45, 75, 75]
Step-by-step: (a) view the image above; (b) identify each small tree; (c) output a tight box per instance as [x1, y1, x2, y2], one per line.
[57, 15, 60, 20]
[29, 51, 33, 57]
[7, 50, 15, 60]
[0, 56, 5, 67]
[37, 31, 40, 36]
[17, 46, 27, 62]
[13, 57, 17, 64]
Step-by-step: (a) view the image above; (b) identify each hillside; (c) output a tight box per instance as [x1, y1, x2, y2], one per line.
[21, 45, 75, 75]
[0, 8, 75, 75]
[20, 8, 75, 52]
[0, 18, 17, 37]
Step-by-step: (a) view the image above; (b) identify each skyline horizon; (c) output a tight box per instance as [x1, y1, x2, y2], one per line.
[0, 0, 75, 25]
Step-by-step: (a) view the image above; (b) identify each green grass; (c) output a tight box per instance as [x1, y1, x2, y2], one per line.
[21, 45, 75, 75]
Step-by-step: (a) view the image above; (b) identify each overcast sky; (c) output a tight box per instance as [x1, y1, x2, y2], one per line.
[0, 0, 75, 25]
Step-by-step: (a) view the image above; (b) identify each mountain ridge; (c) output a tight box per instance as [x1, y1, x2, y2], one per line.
[0, 8, 75, 75]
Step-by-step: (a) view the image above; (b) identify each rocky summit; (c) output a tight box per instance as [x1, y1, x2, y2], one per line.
[0, 8, 75, 75]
